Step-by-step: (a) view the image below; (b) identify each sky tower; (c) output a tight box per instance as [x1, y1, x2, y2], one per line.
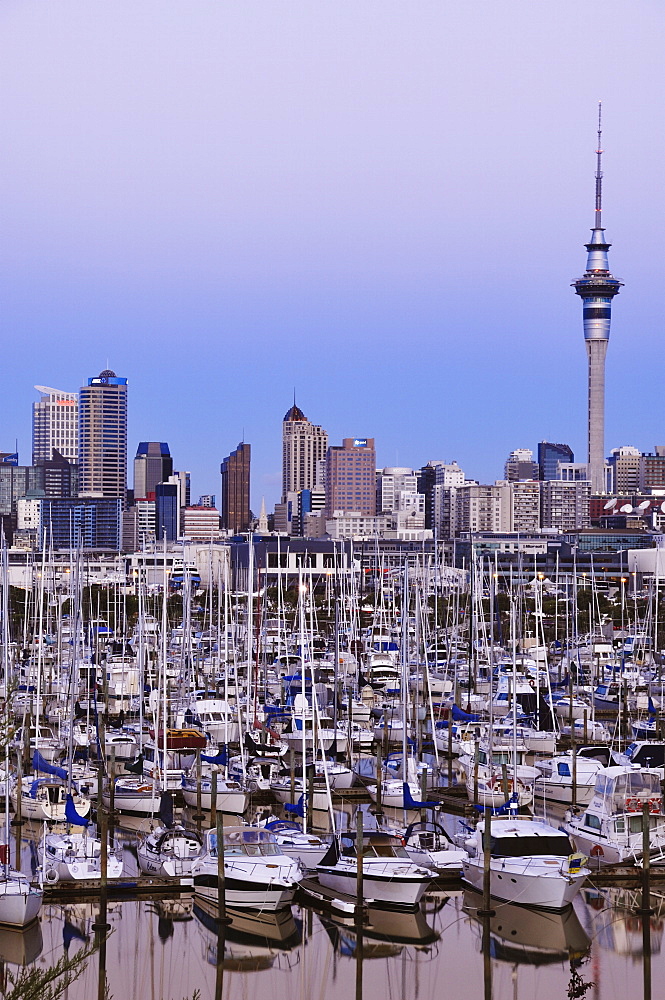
[573, 104, 622, 493]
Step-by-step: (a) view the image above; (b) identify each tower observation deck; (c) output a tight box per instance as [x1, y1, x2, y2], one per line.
[573, 104, 622, 494]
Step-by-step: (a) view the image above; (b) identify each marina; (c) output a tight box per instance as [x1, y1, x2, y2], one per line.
[2, 539, 665, 1000]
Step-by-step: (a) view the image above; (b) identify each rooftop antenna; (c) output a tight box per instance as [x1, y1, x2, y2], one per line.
[595, 101, 603, 229]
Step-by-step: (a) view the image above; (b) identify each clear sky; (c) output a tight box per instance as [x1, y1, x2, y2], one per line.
[2, 2, 664, 506]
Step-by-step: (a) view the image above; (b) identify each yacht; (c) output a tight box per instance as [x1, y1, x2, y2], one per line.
[535, 746, 611, 805]
[315, 831, 433, 908]
[0, 870, 42, 928]
[462, 816, 589, 910]
[40, 830, 123, 882]
[192, 826, 302, 911]
[562, 765, 665, 865]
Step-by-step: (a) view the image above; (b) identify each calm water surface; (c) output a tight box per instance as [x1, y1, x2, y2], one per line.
[3, 799, 662, 1000]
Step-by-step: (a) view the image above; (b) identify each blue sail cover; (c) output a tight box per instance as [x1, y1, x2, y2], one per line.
[284, 794, 306, 817]
[451, 704, 480, 722]
[648, 697, 658, 716]
[32, 751, 68, 782]
[473, 794, 519, 816]
[402, 782, 438, 809]
[201, 749, 228, 766]
[65, 793, 90, 827]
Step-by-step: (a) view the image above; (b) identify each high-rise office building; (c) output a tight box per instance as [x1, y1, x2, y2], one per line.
[134, 442, 173, 499]
[573, 106, 622, 493]
[325, 438, 376, 517]
[220, 442, 251, 534]
[282, 402, 327, 502]
[156, 482, 179, 541]
[639, 448, 665, 492]
[78, 370, 128, 505]
[607, 446, 641, 494]
[33, 386, 78, 465]
[538, 442, 574, 481]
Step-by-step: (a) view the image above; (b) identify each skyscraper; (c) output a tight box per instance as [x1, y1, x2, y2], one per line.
[282, 402, 328, 502]
[33, 386, 78, 465]
[78, 369, 128, 505]
[133, 442, 173, 498]
[325, 438, 376, 517]
[220, 442, 251, 534]
[538, 442, 574, 481]
[573, 106, 622, 493]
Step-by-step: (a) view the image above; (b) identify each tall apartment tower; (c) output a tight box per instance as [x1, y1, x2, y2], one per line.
[78, 369, 128, 505]
[220, 442, 251, 533]
[573, 106, 622, 493]
[282, 402, 328, 502]
[325, 438, 376, 517]
[33, 386, 78, 465]
[504, 449, 539, 482]
[133, 442, 173, 498]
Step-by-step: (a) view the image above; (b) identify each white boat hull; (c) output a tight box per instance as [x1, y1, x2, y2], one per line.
[462, 857, 587, 910]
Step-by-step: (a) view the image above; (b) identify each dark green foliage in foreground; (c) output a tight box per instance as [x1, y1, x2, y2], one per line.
[3, 940, 97, 1000]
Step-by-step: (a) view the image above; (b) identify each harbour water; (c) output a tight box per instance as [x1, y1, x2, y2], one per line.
[3, 804, 662, 1000]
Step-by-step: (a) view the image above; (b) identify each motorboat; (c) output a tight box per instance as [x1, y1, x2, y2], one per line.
[192, 826, 302, 911]
[612, 741, 665, 775]
[315, 831, 433, 909]
[256, 819, 331, 868]
[562, 765, 665, 866]
[462, 816, 589, 910]
[535, 746, 612, 805]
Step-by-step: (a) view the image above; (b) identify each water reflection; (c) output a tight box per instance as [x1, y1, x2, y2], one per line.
[193, 898, 301, 972]
[463, 889, 591, 965]
[3, 812, 665, 1000]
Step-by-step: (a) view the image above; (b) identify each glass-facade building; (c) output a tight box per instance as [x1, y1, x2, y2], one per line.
[538, 441, 574, 481]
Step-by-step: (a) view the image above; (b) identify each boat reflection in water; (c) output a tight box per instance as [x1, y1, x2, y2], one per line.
[193, 897, 301, 972]
[582, 887, 665, 957]
[463, 889, 591, 965]
[318, 902, 439, 959]
[146, 897, 193, 944]
[0, 919, 43, 966]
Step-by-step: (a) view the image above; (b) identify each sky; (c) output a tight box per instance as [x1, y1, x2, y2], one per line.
[2, 2, 665, 507]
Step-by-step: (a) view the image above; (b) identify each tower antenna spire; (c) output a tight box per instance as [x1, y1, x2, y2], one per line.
[595, 100, 603, 229]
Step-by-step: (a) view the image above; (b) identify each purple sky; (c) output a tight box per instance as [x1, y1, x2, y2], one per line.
[2, 2, 665, 506]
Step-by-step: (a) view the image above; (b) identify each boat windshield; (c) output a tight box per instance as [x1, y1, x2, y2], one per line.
[596, 771, 661, 803]
[340, 835, 410, 859]
[208, 828, 281, 858]
[490, 834, 573, 859]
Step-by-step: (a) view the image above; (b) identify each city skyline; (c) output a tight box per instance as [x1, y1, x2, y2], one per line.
[2, 4, 665, 503]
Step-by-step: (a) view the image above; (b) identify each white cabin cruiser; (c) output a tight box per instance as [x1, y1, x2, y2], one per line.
[462, 816, 589, 910]
[315, 831, 433, 909]
[192, 826, 302, 911]
[535, 746, 612, 805]
[562, 765, 665, 866]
